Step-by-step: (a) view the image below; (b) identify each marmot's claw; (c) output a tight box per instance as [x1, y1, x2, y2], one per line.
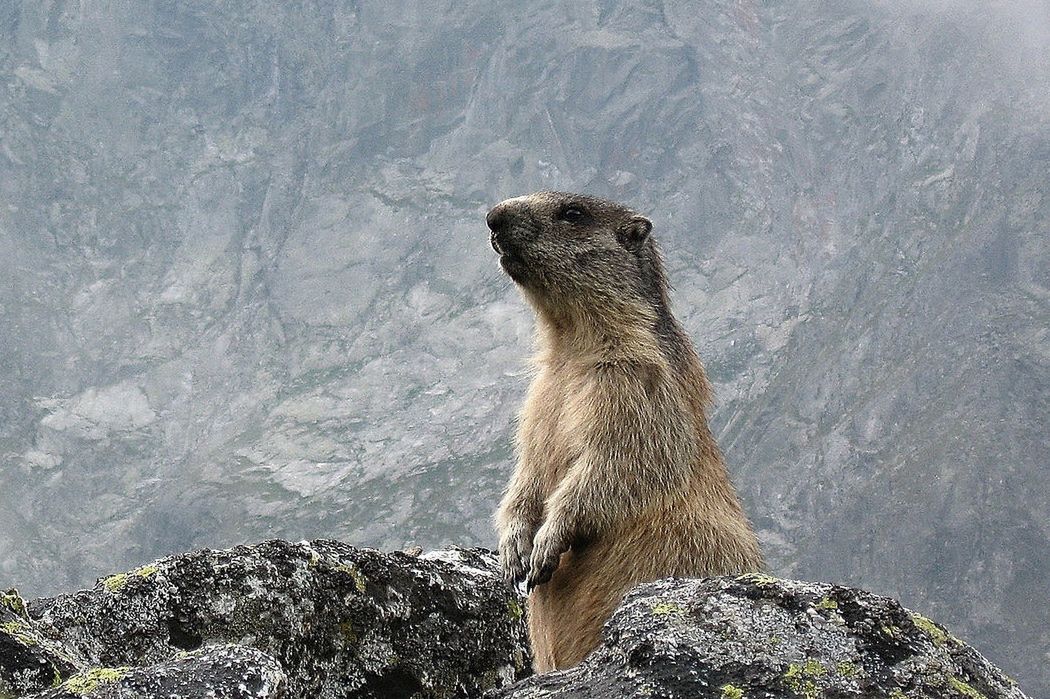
[499, 556, 522, 587]
[526, 521, 565, 591]
[503, 562, 527, 588]
[498, 528, 533, 589]
[498, 519, 536, 589]
[525, 561, 556, 591]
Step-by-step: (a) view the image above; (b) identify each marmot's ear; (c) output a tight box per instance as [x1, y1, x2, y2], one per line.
[619, 215, 653, 248]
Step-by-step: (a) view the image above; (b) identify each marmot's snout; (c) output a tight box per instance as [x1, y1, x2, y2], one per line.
[486, 202, 511, 236]
[486, 199, 523, 256]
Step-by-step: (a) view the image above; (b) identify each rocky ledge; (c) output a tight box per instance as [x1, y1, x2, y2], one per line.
[1, 540, 529, 698]
[496, 575, 1029, 699]
[1, 541, 1030, 698]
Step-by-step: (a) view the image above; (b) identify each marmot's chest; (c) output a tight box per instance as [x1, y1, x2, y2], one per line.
[521, 364, 594, 490]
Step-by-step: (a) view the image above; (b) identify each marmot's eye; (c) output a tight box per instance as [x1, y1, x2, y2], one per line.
[558, 207, 586, 223]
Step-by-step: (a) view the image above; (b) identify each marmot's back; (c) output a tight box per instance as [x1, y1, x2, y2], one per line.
[490, 192, 763, 672]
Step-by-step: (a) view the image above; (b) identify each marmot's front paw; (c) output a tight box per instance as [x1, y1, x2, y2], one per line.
[498, 519, 535, 586]
[526, 520, 570, 591]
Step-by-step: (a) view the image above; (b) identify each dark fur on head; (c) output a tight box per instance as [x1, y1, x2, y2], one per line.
[487, 192, 672, 326]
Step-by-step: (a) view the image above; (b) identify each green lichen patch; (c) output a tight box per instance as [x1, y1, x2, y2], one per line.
[800, 659, 827, 677]
[512, 647, 527, 672]
[909, 611, 951, 646]
[102, 573, 128, 593]
[812, 595, 847, 624]
[507, 597, 523, 621]
[649, 602, 683, 616]
[63, 667, 128, 695]
[835, 660, 858, 678]
[814, 596, 839, 611]
[784, 659, 827, 699]
[0, 589, 27, 617]
[333, 563, 367, 593]
[1, 619, 38, 646]
[337, 620, 358, 645]
[948, 677, 987, 699]
[880, 623, 902, 639]
[101, 563, 160, 592]
[738, 573, 779, 587]
[480, 667, 500, 691]
[721, 683, 745, 699]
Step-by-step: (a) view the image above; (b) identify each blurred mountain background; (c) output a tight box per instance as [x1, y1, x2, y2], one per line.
[1, 0, 1047, 693]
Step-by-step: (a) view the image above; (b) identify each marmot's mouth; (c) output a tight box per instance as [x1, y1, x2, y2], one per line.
[490, 230, 527, 283]
[499, 253, 526, 283]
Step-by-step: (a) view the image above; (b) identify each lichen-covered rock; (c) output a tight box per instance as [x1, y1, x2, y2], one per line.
[495, 575, 1030, 699]
[26, 645, 285, 699]
[1, 590, 81, 696]
[20, 540, 528, 698]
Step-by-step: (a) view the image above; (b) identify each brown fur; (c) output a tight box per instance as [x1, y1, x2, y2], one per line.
[489, 192, 764, 672]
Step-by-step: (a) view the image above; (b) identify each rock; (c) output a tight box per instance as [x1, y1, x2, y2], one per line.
[1, 589, 80, 696]
[6, 542, 1031, 698]
[13, 540, 528, 698]
[27, 645, 285, 699]
[495, 575, 1030, 699]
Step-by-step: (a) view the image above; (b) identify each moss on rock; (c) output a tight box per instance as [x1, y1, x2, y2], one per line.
[910, 611, 952, 646]
[62, 667, 127, 695]
[0, 591, 26, 618]
[721, 683, 745, 699]
[649, 602, 683, 616]
[333, 562, 367, 593]
[950, 676, 988, 699]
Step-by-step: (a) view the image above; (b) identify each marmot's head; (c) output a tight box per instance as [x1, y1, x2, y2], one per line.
[486, 192, 668, 319]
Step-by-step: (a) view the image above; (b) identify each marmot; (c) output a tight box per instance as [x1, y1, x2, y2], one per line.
[489, 192, 764, 672]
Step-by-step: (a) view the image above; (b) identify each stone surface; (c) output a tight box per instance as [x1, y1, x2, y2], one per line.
[3, 543, 1033, 698]
[1, 590, 80, 697]
[18, 541, 529, 698]
[28, 645, 285, 699]
[495, 576, 1030, 699]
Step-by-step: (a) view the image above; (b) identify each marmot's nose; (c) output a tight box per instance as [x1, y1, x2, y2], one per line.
[486, 204, 511, 234]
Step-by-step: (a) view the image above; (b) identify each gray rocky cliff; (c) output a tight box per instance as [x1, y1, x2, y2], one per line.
[0, 0, 1046, 694]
